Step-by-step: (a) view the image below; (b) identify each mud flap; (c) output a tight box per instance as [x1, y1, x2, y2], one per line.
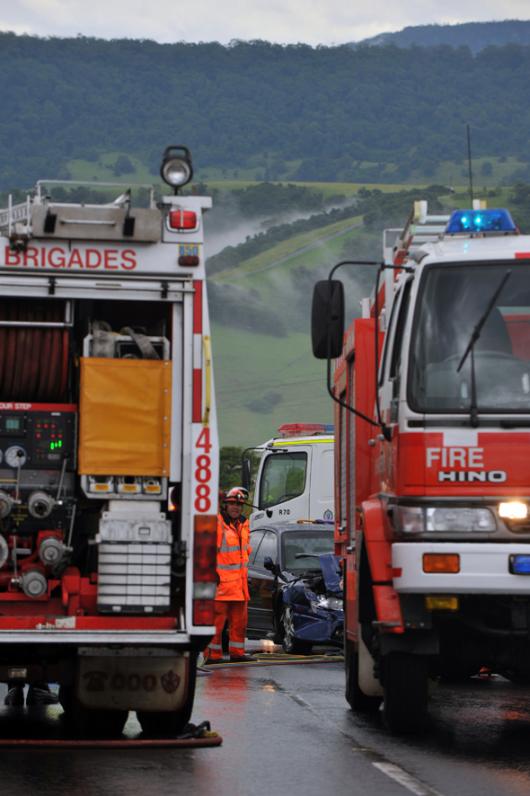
[358, 634, 383, 697]
[77, 652, 190, 711]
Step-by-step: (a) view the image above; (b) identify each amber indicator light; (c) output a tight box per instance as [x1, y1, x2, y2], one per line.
[423, 553, 460, 574]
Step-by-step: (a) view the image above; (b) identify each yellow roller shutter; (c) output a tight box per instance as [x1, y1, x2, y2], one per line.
[78, 357, 171, 476]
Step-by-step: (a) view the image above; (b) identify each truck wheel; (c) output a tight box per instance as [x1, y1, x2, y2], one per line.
[59, 686, 128, 738]
[345, 637, 381, 713]
[137, 653, 197, 737]
[382, 653, 428, 733]
[281, 607, 312, 655]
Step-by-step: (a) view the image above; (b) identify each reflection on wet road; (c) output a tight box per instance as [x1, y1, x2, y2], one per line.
[2, 664, 530, 795]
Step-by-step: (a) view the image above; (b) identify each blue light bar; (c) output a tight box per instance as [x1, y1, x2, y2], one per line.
[323, 424, 335, 434]
[446, 208, 517, 234]
[510, 554, 530, 575]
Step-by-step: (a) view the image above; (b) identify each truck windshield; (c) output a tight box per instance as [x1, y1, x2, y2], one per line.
[409, 262, 530, 413]
[259, 452, 307, 509]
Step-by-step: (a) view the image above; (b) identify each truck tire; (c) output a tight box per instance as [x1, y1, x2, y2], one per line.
[137, 653, 198, 737]
[59, 686, 128, 738]
[345, 637, 381, 713]
[281, 606, 313, 655]
[382, 653, 428, 733]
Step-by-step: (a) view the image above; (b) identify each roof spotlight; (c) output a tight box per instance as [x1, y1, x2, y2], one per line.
[160, 146, 193, 193]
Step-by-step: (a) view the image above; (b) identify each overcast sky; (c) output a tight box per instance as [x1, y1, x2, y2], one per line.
[1, 1, 530, 45]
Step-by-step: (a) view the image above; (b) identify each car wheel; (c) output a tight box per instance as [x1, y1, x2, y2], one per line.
[281, 606, 312, 655]
[272, 603, 285, 644]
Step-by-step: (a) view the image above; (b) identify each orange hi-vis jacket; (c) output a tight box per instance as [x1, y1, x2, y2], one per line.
[215, 512, 251, 601]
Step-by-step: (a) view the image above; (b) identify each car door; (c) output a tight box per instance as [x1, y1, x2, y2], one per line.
[247, 529, 279, 636]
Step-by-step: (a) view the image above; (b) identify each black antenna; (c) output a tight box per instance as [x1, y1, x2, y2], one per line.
[466, 123, 474, 204]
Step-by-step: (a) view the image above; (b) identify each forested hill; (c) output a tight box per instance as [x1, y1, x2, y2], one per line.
[3, 33, 530, 188]
[357, 20, 530, 53]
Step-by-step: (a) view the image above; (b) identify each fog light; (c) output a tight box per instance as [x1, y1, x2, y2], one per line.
[499, 501, 528, 521]
[423, 553, 460, 573]
[425, 596, 459, 611]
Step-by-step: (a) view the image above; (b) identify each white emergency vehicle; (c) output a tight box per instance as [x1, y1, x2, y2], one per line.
[245, 423, 334, 530]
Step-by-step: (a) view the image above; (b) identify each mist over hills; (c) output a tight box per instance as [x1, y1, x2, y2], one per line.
[2, 27, 530, 190]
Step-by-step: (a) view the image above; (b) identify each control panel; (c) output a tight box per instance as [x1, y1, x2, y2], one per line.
[0, 404, 77, 470]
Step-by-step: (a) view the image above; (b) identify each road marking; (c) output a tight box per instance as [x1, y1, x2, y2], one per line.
[373, 762, 444, 796]
[277, 680, 446, 796]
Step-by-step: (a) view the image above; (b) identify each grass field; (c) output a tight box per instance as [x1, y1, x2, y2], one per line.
[211, 325, 332, 447]
[65, 149, 529, 194]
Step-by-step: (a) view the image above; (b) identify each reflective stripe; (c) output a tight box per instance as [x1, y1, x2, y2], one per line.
[218, 563, 241, 571]
[218, 544, 241, 553]
[230, 641, 245, 649]
[271, 437, 333, 447]
[209, 643, 222, 650]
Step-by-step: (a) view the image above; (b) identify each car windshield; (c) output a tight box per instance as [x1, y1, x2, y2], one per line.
[259, 452, 307, 509]
[281, 529, 334, 572]
[409, 262, 530, 413]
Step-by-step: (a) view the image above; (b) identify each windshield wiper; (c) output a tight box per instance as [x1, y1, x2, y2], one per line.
[456, 270, 512, 427]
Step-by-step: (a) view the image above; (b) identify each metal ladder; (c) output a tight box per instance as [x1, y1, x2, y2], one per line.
[393, 200, 450, 265]
[0, 194, 32, 238]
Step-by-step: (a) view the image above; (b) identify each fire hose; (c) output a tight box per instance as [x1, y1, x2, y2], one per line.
[0, 301, 69, 402]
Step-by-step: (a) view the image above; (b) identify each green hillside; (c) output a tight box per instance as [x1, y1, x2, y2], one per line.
[210, 208, 381, 446]
[357, 20, 530, 53]
[4, 34, 530, 188]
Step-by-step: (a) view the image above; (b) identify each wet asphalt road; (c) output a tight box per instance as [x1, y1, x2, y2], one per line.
[2, 657, 530, 795]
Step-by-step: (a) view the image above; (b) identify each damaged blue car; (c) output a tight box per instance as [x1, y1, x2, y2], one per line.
[277, 552, 344, 654]
[247, 522, 343, 655]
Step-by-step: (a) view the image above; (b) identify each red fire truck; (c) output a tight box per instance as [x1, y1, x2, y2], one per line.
[312, 201, 530, 732]
[0, 146, 219, 736]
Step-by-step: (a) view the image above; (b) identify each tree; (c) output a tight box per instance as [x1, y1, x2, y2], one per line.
[220, 447, 244, 492]
[113, 155, 135, 177]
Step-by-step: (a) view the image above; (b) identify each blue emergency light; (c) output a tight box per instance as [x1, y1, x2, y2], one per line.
[509, 554, 530, 575]
[445, 208, 517, 234]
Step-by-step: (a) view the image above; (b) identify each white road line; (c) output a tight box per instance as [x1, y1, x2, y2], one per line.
[282, 682, 446, 796]
[373, 762, 445, 796]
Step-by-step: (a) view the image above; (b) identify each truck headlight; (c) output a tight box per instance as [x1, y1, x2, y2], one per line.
[395, 506, 496, 533]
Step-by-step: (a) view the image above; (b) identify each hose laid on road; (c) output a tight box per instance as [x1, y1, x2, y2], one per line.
[0, 735, 222, 749]
[0, 721, 222, 748]
[199, 653, 344, 670]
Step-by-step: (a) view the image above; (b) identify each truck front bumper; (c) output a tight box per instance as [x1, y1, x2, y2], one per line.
[392, 542, 530, 594]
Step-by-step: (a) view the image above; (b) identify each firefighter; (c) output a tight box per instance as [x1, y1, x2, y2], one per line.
[204, 487, 254, 664]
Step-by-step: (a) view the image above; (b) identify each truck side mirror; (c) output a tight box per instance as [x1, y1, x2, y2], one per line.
[242, 458, 251, 493]
[311, 280, 344, 359]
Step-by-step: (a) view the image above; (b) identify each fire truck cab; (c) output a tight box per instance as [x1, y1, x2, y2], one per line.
[312, 202, 530, 732]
